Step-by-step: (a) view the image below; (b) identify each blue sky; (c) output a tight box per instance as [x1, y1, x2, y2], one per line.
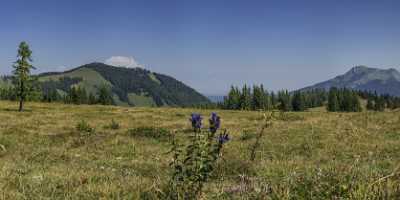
[1, 0, 400, 94]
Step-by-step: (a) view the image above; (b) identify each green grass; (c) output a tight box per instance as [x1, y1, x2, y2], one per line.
[148, 73, 161, 85]
[127, 93, 156, 107]
[0, 101, 399, 199]
[39, 67, 112, 94]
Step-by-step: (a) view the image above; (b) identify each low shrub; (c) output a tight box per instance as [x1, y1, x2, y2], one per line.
[76, 120, 95, 134]
[104, 119, 120, 130]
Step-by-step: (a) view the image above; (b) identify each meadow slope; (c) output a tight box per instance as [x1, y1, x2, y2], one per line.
[0, 101, 399, 199]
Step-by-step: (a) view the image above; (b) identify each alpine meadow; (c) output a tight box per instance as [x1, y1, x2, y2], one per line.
[1, 1, 400, 199]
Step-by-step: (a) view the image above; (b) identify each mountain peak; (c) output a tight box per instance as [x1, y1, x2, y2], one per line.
[352, 65, 369, 70]
[83, 62, 111, 68]
[300, 66, 400, 96]
[347, 65, 376, 75]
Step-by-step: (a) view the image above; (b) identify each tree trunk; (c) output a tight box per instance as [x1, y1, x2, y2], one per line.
[19, 81, 24, 112]
[19, 98, 23, 112]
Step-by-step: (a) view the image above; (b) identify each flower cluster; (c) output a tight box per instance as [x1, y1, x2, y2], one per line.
[190, 113, 203, 131]
[209, 112, 221, 133]
[218, 132, 230, 144]
[189, 112, 230, 144]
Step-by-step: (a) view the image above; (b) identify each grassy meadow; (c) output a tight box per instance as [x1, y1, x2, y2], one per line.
[0, 100, 400, 199]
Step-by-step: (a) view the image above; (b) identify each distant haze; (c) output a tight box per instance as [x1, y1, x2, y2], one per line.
[1, 0, 400, 95]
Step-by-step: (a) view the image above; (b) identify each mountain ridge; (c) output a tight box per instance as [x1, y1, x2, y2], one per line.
[300, 66, 400, 96]
[1, 62, 211, 107]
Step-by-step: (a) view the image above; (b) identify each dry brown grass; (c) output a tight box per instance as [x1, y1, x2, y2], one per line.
[0, 101, 399, 199]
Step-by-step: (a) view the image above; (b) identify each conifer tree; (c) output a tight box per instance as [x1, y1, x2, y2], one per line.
[77, 87, 88, 104]
[12, 42, 35, 112]
[226, 86, 240, 109]
[260, 84, 271, 110]
[341, 89, 352, 111]
[327, 88, 339, 112]
[251, 85, 262, 110]
[374, 96, 385, 111]
[88, 92, 97, 105]
[240, 85, 252, 110]
[292, 91, 306, 111]
[270, 91, 277, 109]
[351, 92, 362, 112]
[278, 90, 292, 111]
[97, 85, 113, 105]
[69, 87, 79, 104]
[44, 89, 60, 102]
[327, 88, 361, 112]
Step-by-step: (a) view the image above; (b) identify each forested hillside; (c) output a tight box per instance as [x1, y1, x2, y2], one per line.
[0, 63, 210, 107]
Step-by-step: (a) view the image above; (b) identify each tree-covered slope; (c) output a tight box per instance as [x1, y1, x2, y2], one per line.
[2, 62, 210, 107]
[82, 63, 210, 106]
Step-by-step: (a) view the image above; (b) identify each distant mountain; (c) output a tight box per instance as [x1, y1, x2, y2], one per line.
[300, 66, 400, 96]
[1, 63, 211, 107]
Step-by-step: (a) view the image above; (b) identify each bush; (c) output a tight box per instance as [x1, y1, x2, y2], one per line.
[76, 120, 95, 134]
[104, 119, 120, 130]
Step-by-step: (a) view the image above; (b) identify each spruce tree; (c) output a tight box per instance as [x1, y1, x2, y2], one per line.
[351, 92, 362, 112]
[260, 84, 271, 110]
[240, 85, 251, 110]
[292, 92, 306, 111]
[270, 91, 277, 109]
[88, 93, 97, 105]
[97, 85, 113, 105]
[252, 85, 262, 110]
[327, 88, 339, 112]
[69, 87, 79, 104]
[278, 90, 292, 111]
[374, 96, 385, 111]
[12, 42, 35, 112]
[77, 87, 88, 104]
[225, 86, 240, 110]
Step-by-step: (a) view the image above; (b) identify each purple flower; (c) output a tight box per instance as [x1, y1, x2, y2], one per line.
[190, 113, 203, 131]
[209, 112, 221, 133]
[218, 132, 230, 144]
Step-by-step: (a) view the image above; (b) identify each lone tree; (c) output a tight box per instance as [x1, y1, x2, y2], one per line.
[13, 41, 35, 112]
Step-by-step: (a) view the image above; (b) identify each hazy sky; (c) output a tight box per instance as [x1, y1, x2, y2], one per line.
[1, 0, 400, 95]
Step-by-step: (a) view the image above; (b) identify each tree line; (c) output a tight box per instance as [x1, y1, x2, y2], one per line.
[0, 83, 114, 106]
[212, 85, 400, 112]
[360, 90, 400, 111]
[218, 84, 326, 111]
[326, 87, 362, 112]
